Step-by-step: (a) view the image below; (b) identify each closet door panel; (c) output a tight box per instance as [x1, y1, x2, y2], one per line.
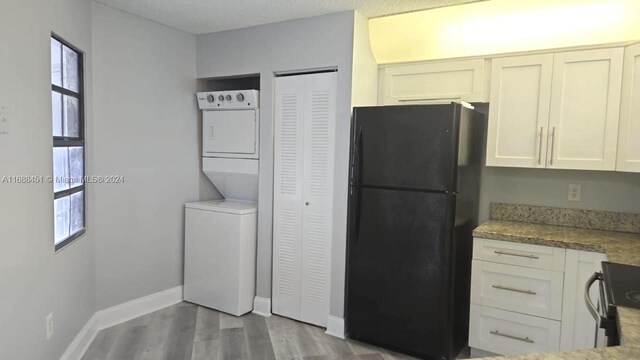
[272, 76, 305, 319]
[300, 72, 337, 327]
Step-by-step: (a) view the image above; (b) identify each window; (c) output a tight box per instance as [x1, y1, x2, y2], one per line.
[51, 35, 85, 251]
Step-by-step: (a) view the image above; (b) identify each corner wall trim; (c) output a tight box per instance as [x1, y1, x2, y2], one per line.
[61, 286, 183, 360]
[95, 285, 183, 330]
[59, 314, 98, 360]
[252, 296, 272, 317]
[325, 315, 345, 339]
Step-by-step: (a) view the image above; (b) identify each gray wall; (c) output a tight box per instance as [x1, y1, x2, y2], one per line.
[0, 0, 96, 359]
[479, 167, 640, 221]
[197, 12, 355, 319]
[92, 2, 200, 310]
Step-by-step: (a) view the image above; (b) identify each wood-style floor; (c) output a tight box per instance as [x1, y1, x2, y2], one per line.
[81, 302, 423, 360]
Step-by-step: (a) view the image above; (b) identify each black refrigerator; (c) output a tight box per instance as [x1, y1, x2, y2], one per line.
[345, 103, 484, 360]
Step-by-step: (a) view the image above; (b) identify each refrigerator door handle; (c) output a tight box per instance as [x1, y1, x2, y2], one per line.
[353, 126, 363, 240]
[350, 127, 363, 185]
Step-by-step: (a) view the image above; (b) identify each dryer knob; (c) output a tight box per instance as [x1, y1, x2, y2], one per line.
[236, 93, 245, 102]
[225, 94, 232, 101]
[206, 95, 215, 103]
[218, 95, 225, 101]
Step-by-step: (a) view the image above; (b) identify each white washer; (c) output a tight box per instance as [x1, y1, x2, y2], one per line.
[183, 200, 257, 316]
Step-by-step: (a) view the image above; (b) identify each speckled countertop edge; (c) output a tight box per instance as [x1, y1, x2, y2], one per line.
[473, 220, 640, 359]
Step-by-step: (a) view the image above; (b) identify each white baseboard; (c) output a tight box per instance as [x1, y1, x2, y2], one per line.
[61, 286, 183, 360]
[470, 347, 499, 358]
[252, 296, 271, 317]
[95, 286, 183, 329]
[325, 315, 345, 339]
[59, 314, 98, 360]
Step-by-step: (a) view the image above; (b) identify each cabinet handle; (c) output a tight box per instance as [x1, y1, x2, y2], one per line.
[210, 125, 215, 139]
[490, 330, 534, 343]
[538, 127, 543, 165]
[549, 126, 556, 166]
[492, 284, 537, 295]
[494, 250, 539, 259]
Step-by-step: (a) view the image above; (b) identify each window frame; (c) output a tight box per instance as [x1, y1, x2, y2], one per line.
[51, 33, 86, 251]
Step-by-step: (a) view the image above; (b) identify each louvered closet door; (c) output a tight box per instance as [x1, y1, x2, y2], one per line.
[273, 72, 337, 327]
[300, 72, 336, 326]
[272, 76, 305, 320]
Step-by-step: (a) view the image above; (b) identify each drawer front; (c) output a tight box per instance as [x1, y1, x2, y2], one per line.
[474, 238, 566, 271]
[469, 304, 561, 356]
[471, 260, 564, 320]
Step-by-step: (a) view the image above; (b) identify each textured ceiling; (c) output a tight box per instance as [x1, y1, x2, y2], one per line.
[95, 0, 486, 35]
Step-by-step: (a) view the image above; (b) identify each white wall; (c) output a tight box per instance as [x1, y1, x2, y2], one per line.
[91, 2, 200, 310]
[351, 12, 379, 107]
[0, 0, 96, 359]
[197, 12, 355, 319]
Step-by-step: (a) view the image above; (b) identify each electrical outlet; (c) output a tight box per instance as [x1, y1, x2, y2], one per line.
[46, 313, 53, 340]
[0, 105, 8, 135]
[568, 184, 581, 202]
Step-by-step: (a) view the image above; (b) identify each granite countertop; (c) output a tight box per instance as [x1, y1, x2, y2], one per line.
[473, 220, 640, 360]
[474, 220, 640, 267]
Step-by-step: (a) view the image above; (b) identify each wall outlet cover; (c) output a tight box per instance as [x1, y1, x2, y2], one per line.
[0, 105, 8, 134]
[568, 184, 582, 202]
[46, 313, 53, 340]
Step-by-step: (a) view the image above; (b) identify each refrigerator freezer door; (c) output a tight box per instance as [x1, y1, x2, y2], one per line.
[352, 105, 460, 192]
[345, 187, 455, 358]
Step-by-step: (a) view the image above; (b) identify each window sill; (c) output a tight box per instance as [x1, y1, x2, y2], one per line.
[55, 228, 86, 252]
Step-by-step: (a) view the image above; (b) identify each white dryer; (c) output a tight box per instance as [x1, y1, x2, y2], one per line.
[196, 90, 260, 201]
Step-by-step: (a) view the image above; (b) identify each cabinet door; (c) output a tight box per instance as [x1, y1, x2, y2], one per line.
[617, 44, 640, 172]
[486, 54, 553, 168]
[380, 59, 486, 104]
[560, 250, 607, 351]
[300, 72, 336, 327]
[272, 76, 305, 320]
[548, 48, 624, 170]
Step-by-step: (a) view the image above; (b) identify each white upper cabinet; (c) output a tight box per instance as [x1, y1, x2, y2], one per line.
[379, 59, 487, 104]
[548, 48, 623, 170]
[485, 47, 625, 170]
[486, 54, 553, 167]
[617, 44, 640, 172]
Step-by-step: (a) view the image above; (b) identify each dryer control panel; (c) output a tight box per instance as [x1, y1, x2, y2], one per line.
[197, 90, 259, 110]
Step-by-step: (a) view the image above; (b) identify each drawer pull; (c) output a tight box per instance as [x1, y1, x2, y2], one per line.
[492, 284, 537, 295]
[490, 330, 534, 343]
[494, 250, 539, 259]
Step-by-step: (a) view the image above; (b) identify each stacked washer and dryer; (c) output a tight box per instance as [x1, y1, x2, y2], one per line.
[184, 90, 259, 316]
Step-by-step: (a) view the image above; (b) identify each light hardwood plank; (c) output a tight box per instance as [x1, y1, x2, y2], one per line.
[219, 327, 250, 360]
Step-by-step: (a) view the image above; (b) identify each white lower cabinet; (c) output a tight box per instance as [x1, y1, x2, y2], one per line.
[560, 249, 608, 350]
[471, 261, 564, 320]
[470, 238, 606, 356]
[469, 304, 561, 356]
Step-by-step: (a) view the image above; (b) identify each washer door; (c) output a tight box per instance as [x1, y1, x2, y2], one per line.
[204, 109, 256, 155]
